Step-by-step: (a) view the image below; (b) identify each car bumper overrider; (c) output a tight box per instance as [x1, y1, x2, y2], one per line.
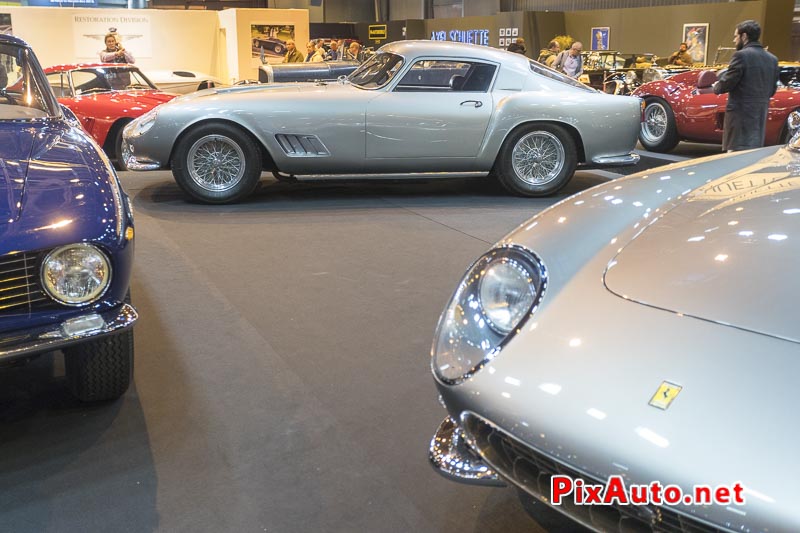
[0, 303, 137, 363]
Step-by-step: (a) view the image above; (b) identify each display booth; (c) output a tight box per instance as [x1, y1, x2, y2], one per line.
[0, 6, 309, 83]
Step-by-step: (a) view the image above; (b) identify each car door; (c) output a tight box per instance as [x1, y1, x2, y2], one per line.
[365, 59, 496, 160]
[681, 82, 728, 143]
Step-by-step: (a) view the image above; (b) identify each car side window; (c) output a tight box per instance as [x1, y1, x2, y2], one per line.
[71, 70, 110, 95]
[394, 60, 496, 92]
[46, 72, 72, 98]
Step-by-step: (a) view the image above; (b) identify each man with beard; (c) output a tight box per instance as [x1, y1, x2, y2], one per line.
[713, 20, 779, 151]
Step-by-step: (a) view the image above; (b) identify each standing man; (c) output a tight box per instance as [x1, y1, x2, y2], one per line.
[282, 40, 304, 63]
[537, 40, 560, 67]
[668, 42, 692, 66]
[713, 20, 779, 151]
[553, 41, 583, 78]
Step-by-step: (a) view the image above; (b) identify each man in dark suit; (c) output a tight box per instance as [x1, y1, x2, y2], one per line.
[713, 20, 779, 151]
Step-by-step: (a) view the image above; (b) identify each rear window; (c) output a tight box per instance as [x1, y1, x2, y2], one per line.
[529, 60, 595, 92]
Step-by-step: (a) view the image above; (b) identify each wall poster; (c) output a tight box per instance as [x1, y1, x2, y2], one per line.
[683, 23, 708, 65]
[591, 27, 609, 51]
[251, 24, 295, 64]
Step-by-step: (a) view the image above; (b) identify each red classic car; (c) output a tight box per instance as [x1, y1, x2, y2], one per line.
[633, 68, 800, 152]
[44, 63, 177, 169]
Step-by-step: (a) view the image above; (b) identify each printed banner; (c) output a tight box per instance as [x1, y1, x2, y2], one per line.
[72, 13, 152, 59]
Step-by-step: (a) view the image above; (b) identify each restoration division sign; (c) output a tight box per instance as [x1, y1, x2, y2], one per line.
[72, 13, 152, 59]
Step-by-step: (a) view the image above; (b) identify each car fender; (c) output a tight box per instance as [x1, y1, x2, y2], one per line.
[478, 90, 640, 166]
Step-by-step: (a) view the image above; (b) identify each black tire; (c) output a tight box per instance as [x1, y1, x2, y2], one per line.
[171, 122, 262, 204]
[273, 44, 284, 55]
[639, 97, 679, 152]
[64, 329, 134, 402]
[495, 123, 577, 197]
[114, 123, 130, 171]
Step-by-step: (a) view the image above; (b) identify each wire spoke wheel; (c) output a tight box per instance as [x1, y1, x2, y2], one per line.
[642, 102, 668, 143]
[187, 135, 246, 192]
[511, 131, 566, 186]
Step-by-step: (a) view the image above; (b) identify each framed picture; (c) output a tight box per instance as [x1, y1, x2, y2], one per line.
[682, 23, 708, 65]
[499, 28, 506, 37]
[511, 28, 518, 37]
[251, 24, 296, 64]
[591, 27, 610, 51]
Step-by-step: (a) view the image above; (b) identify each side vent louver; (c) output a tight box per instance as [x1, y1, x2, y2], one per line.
[275, 134, 331, 157]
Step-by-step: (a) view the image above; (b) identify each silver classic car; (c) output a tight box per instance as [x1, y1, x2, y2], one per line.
[429, 135, 800, 530]
[122, 40, 642, 204]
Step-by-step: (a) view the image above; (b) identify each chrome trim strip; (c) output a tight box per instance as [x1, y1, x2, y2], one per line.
[429, 416, 504, 486]
[0, 303, 137, 362]
[591, 153, 640, 166]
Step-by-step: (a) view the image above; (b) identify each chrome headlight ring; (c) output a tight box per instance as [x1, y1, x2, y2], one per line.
[41, 243, 112, 307]
[432, 245, 547, 386]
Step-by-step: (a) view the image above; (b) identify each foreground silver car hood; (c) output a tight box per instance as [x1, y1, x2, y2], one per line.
[605, 149, 800, 343]
[436, 146, 800, 531]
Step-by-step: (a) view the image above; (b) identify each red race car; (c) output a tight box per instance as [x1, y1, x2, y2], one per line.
[633, 67, 800, 152]
[44, 63, 178, 169]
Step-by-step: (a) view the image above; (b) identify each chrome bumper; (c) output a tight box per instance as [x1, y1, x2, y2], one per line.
[121, 140, 162, 171]
[590, 152, 640, 167]
[429, 416, 504, 486]
[0, 303, 138, 362]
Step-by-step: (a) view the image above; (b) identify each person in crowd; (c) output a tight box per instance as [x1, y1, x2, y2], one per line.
[713, 19, 779, 151]
[305, 41, 324, 63]
[553, 41, 583, 78]
[345, 41, 361, 61]
[282, 40, 304, 63]
[668, 42, 692, 66]
[99, 33, 134, 64]
[507, 37, 527, 56]
[537, 40, 560, 67]
[325, 40, 342, 61]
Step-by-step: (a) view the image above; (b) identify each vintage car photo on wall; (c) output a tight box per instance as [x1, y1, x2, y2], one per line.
[123, 40, 642, 204]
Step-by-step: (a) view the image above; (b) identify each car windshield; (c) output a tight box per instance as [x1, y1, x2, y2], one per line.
[71, 66, 157, 95]
[0, 42, 58, 120]
[347, 52, 404, 89]
[528, 60, 595, 92]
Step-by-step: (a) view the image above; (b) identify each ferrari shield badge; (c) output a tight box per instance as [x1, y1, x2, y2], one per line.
[649, 381, 682, 410]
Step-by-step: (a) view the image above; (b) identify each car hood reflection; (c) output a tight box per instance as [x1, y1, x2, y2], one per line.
[605, 151, 800, 343]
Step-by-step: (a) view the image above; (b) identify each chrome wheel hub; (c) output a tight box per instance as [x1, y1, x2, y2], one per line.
[187, 134, 246, 192]
[511, 131, 565, 186]
[642, 104, 667, 142]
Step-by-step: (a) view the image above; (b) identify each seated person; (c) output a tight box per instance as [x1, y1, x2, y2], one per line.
[669, 43, 692, 66]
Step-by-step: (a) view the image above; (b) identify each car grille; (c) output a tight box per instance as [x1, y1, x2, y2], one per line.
[461, 413, 723, 533]
[0, 252, 56, 313]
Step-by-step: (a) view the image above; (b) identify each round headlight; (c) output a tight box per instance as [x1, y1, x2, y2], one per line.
[432, 246, 546, 385]
[41, 244, 112, 306]
[478, 259, 537, 335]
[625, 70, 638, 84]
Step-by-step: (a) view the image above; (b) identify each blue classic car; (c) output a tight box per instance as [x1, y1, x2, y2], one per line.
[0, 35, 136, 402]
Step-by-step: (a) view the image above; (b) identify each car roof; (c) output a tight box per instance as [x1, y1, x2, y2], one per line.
[0, 34, 29, 48]
[44, 63, 137, 73]
[380, 39, 529, 67]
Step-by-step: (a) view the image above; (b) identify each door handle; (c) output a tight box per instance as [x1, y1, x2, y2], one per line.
[460, 100, 483, 108]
